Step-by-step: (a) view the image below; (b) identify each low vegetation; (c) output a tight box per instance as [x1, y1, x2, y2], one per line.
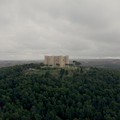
[0, 64, 120, 120]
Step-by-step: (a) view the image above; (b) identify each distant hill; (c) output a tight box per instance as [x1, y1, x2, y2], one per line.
[0, 59, 120, 69]
[0, 64, 120, 120]
[75, 59, 120, 69]
[0, 60, 42, 68]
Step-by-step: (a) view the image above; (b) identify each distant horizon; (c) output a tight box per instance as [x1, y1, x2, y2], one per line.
[0, 57, 120, 61]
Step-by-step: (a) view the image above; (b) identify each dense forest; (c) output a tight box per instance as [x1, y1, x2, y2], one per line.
[0, 64, 120, 120]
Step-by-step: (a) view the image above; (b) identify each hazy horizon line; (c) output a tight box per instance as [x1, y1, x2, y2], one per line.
[0, 57, 120, 61]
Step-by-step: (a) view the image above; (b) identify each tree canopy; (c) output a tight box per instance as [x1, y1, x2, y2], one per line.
[0, 64, 120, 120]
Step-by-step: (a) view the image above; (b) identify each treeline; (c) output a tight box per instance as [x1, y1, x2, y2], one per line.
[0, 64, 120, 120]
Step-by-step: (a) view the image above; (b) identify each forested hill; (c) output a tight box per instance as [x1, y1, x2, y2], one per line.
[0, 64, 120, 120]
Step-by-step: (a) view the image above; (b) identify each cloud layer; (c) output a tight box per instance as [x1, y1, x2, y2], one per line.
[0, 0, 120, 60]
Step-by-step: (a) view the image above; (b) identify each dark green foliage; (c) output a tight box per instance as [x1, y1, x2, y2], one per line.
[0, 64, 120, 120]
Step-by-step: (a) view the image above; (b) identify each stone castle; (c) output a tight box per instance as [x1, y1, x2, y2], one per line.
[44, 56, 69, 67]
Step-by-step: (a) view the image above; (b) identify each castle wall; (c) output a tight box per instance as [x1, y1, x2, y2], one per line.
[44, 56, 69, 67]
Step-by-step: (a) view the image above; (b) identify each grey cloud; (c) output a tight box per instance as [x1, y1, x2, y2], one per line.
[0, 0, 120, 60]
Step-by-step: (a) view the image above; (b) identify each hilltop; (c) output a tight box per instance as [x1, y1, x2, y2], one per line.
[0, 64, 120, 120]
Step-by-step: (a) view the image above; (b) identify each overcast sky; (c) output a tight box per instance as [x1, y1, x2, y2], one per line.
[0, 0, 120, 60]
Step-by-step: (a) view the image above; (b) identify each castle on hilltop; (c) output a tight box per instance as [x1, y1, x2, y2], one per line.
[44, 56, 69, 67]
